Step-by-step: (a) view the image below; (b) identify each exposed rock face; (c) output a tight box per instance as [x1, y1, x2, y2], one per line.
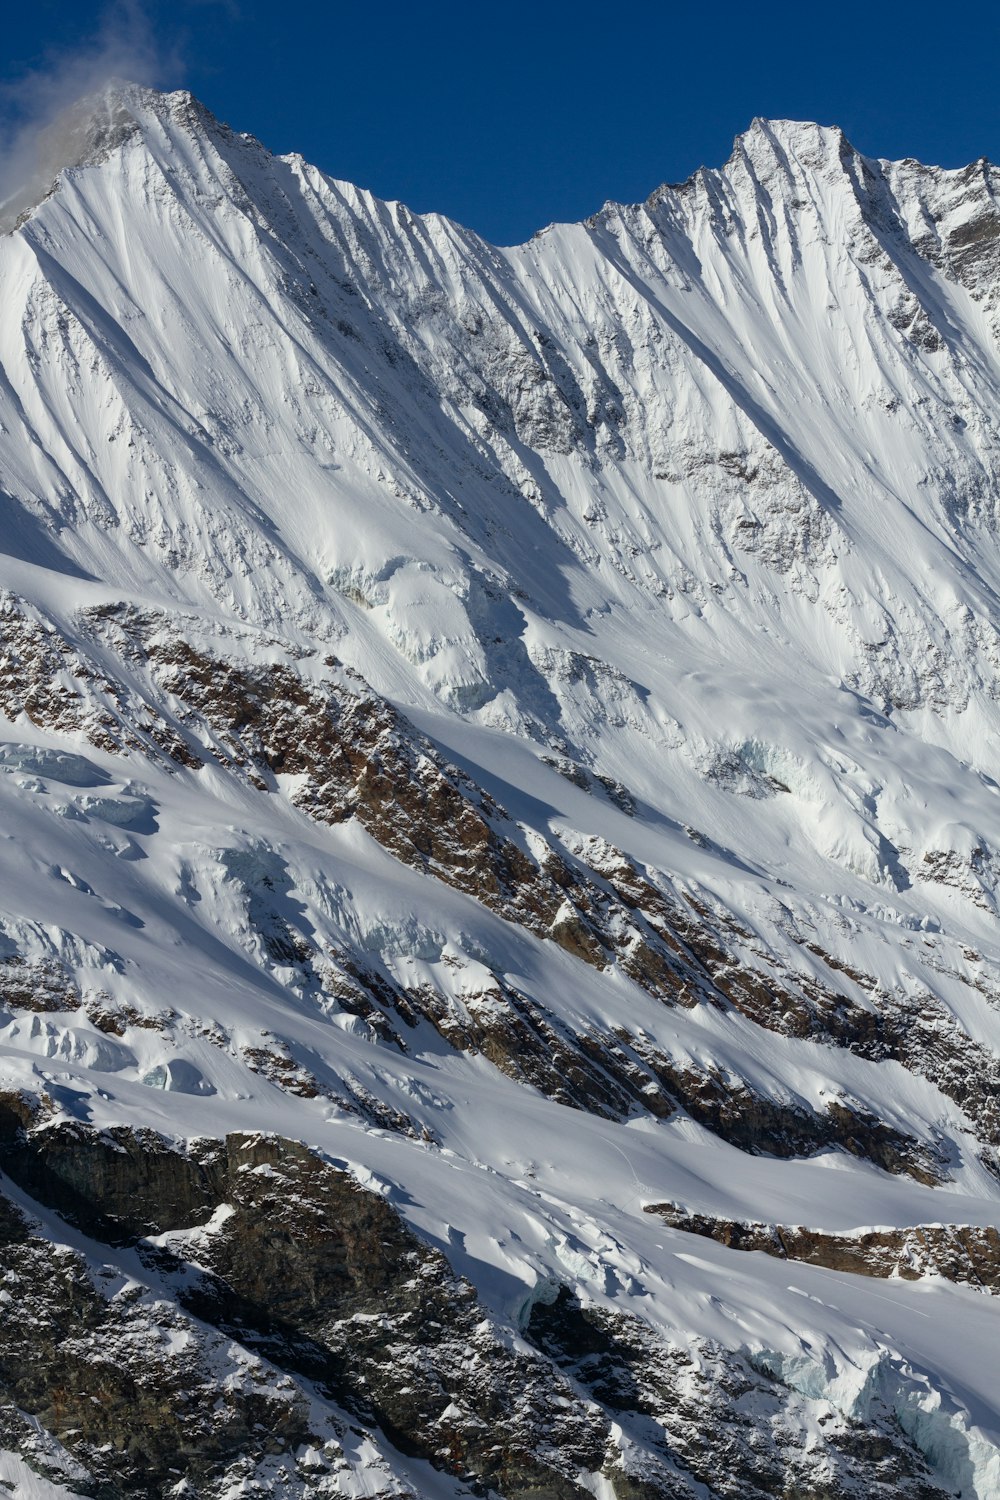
[0, 1120, 606, 1498]
[525, 1289, 949, 1500]
[0, 593, 194, 765]
[645, 1202, 1000, 1293]
[0, 1190, 319, 1499]
[0, 1120, 964, 1500]
[0, 597, 955, 1183]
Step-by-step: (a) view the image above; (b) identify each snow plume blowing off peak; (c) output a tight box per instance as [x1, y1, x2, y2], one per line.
[0, 4, 164, 232]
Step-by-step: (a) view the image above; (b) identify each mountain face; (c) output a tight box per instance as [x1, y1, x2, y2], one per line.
[0, 82, 1000, 1498]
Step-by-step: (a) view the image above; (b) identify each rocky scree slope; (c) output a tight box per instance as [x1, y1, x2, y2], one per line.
[0, 84, 999, 1497]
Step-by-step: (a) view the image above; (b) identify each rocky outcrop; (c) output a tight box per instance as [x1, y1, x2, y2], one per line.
[0, 1119, 964, 1500]
[575, 842, 999, 1171]
[0, 592, 195, 765]
[0, 584, 981, 1187]
[0, 584, 959, 1187]
[0, 1189, 328, 1499]
[526, 1287, 949, 1500]
[645, 1202, 1000, 1292]
[0, 1120, 611, 1499]
[0, 954, 80, 1013]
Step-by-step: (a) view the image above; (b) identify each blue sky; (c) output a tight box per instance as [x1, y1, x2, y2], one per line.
[2, 0, 998, 245]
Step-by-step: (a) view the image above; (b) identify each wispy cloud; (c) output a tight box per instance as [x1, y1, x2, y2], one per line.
[0, 1, 175, 224]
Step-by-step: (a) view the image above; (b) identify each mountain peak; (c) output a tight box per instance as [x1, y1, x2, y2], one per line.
[0, 79, 144, 233]
[727, 115, 856, 179]
[0, 82, 230, 235]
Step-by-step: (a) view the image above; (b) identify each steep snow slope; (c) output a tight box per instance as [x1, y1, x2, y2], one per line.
[1, 85, 1000, 1497]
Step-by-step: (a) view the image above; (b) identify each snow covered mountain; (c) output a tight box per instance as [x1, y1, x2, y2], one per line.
[1, 82, 1000, 1497]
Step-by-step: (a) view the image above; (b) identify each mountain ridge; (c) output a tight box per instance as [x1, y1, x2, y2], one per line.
[7, 82, 998, 246]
